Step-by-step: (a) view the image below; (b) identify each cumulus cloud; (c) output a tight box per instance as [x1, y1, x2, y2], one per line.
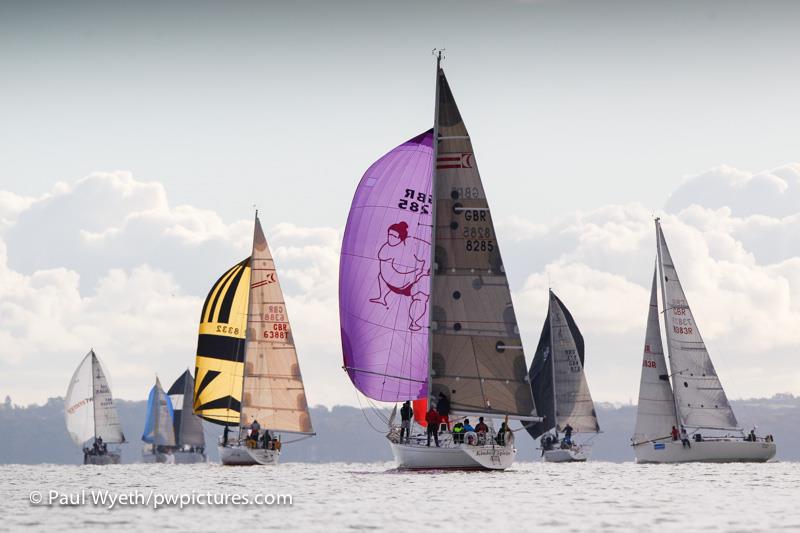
[0, 172, 349, 406]
[666, 163, 800, 217]
[1, 165, 799, 407]
[506, 198, 800, 403]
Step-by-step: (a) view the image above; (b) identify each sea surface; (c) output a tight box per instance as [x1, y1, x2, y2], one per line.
[1, 461, 798, 532]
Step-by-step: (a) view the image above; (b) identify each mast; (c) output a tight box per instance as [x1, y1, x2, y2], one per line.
[91, 350, 98, 440]
[237, 210, 258, 434]
[154, 378, 160, 450]
[548, 292, 558, 434]
[654, 218, 682, 428]
[427, 50, 442, 404]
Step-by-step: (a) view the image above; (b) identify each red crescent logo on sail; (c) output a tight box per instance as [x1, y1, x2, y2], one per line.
[437, 152, 473, 169]
[251, 272, 277, 289]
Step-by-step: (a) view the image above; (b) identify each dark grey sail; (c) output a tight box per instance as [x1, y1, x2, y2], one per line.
[428, 63, 537, 421]
[526, 290, 591, 439]
[168, 370, 205, 447]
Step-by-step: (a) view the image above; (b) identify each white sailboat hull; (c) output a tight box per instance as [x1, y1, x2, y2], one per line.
[635, 440, 776, 464]
[83, 452, 121, 465]
[390, 441, 516, 470]
[218, 445, 280, 466]
[543, 447, 588, 463]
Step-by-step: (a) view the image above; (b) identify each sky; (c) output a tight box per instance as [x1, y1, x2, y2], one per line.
[1, 0, 799, 407]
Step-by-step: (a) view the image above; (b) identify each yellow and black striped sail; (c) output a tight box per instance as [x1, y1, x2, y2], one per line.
[193, 257, 251, 426]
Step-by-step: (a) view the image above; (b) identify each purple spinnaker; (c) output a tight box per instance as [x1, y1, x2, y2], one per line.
[339, 130, 433, 402]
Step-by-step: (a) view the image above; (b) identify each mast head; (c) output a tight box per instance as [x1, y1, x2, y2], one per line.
[432, 48, 445, 68]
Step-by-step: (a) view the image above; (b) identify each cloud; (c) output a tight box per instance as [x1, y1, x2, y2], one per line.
[665, 163, 800, 218]
[1, 165, 799, 407]
[0, 172, 349, 407]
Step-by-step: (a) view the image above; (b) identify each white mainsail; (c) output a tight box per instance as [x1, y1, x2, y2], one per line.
[549, 291, 598, 433]
[656, 220, 738, 430]
[64, 350, 125, 446]
[239, 215, 314, 435]
[633, 267, 678, 444]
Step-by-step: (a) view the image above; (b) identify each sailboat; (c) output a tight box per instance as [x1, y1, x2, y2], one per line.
[526, 290, 599, 462]
[632, 218, 777, 463]
[339, 52, 539, 470]
[64, 349, 126, 465]
[167, 370, 206, 463]
[141, 377, 176, 464]
[193, 213, 315, 466]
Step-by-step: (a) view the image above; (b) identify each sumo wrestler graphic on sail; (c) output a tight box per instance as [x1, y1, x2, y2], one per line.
[369, 221, 430, 332]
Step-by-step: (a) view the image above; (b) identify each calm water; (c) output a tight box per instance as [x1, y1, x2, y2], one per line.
[2, 462, 798, 532]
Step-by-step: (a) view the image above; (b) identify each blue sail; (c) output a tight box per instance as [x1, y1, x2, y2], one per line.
[142, 380, 176, 445]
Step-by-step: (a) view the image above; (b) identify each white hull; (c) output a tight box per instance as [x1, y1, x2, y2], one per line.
[218, 445, 280, 466]
[635, 439, 776, 464]
[83, 452, 121, 465]
[543, 448, 588, 463]
[390, 441, 516, 470]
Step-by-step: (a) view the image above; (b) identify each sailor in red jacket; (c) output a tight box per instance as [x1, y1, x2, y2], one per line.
[425, 406, 440, 447]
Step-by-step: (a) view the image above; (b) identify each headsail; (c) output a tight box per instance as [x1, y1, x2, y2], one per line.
[526, 291, 597, 438]
[193, 258, 250, 426]
[633, 267, 678, 445]
[65, 350, 125, 446]
[339, 130, 433, 402]
[168, 370, 205, 447]
[656, 220, 738, 430]
[142, 377, 176, 446]
[239, 216, 314, 435]
[429, 65, 537, 420]
[65, 352, 97, 446]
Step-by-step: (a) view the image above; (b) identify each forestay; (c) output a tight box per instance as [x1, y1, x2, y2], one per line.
[633, 268, 678, 445]
[339, 130, 433, 402]
[429, 65, 536, 420]
[240, 216, 314, 435]
[656, 220, 738, 430]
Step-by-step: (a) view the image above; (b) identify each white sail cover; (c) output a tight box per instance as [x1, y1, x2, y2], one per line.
[633, 268, 678, 445]
[429, 64, 536, 420]
[64, 350, 125, 446]
[240, 216, 314, 434]
[656, 220, 738, 430]
[549, 291, 599, 433]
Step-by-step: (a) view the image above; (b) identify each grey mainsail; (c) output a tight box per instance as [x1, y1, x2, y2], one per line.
[429, 63, 536, 420]
[168, 370, 205, 447]
[633, 267, 678, 445]
[656, 219, 738, 430]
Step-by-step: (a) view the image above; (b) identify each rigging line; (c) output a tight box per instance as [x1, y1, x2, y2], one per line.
[353, 389, 392, 434]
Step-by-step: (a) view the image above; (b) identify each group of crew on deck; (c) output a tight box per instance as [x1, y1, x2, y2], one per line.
[222, 419, 282, 451]
[398, 393, 511, 448]
[669, 425, 774, 447]
[83, 436, 108, 457]
[539, 423, 575, 454]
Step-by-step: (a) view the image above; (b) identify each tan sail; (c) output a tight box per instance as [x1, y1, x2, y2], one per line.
[429, 65, 537, 420]
[240, 216, 314, 434]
